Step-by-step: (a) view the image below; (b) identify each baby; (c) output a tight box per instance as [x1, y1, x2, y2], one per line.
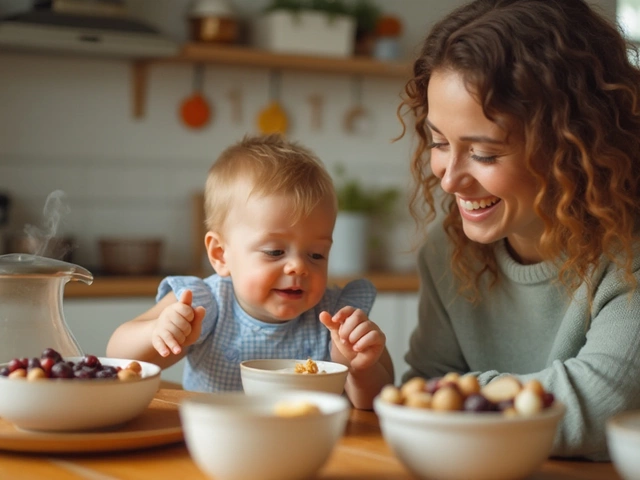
[107, 134, 394, 409]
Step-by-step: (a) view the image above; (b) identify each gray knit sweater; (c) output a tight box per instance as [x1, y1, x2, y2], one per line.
[403, 222, 640, 461]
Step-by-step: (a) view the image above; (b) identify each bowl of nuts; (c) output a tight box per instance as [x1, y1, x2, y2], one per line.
[374, 373, 565, 480]
[180, 390, 350, 480]
[0, 348, 161, 432]
[240, 358, 348, 395]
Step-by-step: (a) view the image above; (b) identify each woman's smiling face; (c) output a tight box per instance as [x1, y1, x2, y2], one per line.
[427, 69, 544, 264]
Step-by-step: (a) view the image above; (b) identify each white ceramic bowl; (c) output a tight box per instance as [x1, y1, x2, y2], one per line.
[180, 391, 350, 480]
[607, 410, 640, 480]
[0, 357, 161, 432]
[374, 396, 565, 480]
[240, 358, 348, 395]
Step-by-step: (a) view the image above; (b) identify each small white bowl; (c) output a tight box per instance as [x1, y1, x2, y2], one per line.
[0, 357, 161, 432]
[607, 410, 640, 480]
[240, 358, 348, 395]
[374, 396, 565, 480]
[180, 391, 350, 480]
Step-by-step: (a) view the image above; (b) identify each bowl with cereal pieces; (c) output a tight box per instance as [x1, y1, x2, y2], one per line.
[240, 358, 348, 395]
[374, 373, 565, 480]
[0, 347, 161, 432]
[180, 390, 350, 480]
[607, 410, 640, 480]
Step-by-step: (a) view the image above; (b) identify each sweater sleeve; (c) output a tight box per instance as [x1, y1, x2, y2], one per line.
[403, 224, 640, 461]
[403, 231, 469, 383]
[510, 260, 640, 461]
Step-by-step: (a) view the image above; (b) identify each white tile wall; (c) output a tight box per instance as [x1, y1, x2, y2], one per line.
[0, 51, 417, 273]
[0, 0, 615, 272]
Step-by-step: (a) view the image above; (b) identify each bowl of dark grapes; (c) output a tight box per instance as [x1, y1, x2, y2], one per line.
[0, 347, 161, 432]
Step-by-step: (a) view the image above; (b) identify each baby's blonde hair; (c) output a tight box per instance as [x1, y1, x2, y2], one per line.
[204, 134, 337, 232]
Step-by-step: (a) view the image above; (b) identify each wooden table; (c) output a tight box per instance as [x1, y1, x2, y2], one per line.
[0, 389, 621, 480]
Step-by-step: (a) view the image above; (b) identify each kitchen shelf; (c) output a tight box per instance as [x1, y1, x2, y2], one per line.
[64, 271, 419, 298]
[131, 43, 412, 118]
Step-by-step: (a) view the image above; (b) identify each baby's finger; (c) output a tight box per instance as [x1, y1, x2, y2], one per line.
[351, 329, 386, 352]
[162, 326, 188, 354]
[332, 306, 356, 324]
[319, 311, 339, 331]
[152, 335, 173, 357]
[178, 289, 193, 306]
[337, 310, 368, 342]
[171, 302, 197, 322]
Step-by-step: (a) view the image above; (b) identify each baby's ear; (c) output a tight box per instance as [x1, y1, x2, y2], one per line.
[205, 231, 230, 276]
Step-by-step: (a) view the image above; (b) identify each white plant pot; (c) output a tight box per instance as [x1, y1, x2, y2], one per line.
[253, 10, 356, 57]
[329, 212, 368, 277]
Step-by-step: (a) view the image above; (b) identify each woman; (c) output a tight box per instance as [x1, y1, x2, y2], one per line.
[398, 0, 640, 460]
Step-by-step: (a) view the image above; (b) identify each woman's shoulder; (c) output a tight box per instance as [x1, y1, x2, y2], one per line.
[417, 220, 451, 272]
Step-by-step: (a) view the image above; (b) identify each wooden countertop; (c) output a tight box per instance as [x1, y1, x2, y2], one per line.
[0, 388, 621, 479]
[64, 271, 420, 298]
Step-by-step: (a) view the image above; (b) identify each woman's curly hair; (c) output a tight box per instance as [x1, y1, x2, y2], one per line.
[398, 0, 640, 301]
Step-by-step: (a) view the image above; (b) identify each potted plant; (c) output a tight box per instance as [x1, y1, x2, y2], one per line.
[255, 0, 356, 57]
[330, 164, 399, 276]
[350, 0, 382, 56]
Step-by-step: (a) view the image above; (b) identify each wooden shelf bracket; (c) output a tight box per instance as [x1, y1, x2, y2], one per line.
[132, 60, 149, 119]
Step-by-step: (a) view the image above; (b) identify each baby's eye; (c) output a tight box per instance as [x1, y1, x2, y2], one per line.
[310, 253, 326, 260]
[264, 250, 284, 257]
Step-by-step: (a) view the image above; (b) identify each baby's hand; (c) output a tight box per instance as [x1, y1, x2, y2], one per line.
[319, 307, 386, 371]
[152, 289, 206, 357]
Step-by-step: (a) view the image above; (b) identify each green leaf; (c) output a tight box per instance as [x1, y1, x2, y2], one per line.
[334, 163, 399, 215]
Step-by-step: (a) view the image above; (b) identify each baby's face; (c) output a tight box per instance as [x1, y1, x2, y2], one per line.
[221, 193, 336, 323]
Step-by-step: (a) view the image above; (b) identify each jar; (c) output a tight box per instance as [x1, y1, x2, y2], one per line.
[0, 253, 93, 364]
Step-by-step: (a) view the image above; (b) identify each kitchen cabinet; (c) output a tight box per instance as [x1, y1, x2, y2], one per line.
[131, 42, 411, 117]
[369, 293, 418, 382]
[64, 292, 419, 387]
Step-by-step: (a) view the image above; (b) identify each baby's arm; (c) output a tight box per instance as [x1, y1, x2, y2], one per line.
[106, 289, 205, 369]
[320, 307, 394, 410]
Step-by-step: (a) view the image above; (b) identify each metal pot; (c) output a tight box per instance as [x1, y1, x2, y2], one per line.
[99, 238, 163, 276]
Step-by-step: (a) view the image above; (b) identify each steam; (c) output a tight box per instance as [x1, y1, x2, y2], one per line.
[23, 190, 72, 259]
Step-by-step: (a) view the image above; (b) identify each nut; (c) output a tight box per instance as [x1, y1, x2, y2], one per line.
[480, 376, 522, 403]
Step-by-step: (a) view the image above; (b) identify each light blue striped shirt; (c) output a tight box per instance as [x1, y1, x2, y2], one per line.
[157, 275, 376, 392]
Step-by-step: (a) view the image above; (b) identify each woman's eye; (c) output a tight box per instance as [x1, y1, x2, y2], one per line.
[471, 152, 498, 164]
[264, 250, 284, 257]
[427, 142, 448, 150]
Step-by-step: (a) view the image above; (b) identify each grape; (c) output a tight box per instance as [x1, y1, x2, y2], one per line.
[3, 348, 141, 382]
[51, 362, 74, 379]
[41, 348, 62, 363]
[27, 357, 41, 370]
[463, 394, 496, 413]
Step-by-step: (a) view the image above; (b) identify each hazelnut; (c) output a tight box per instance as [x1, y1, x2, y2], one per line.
[27, 367, 46, 381]
[400, 377, 426, 399]
[8, 368, 26, 379]
[380, 384, 403, 404]
[523, 379, 545, 397]
[514, 389, 543, 416]
[125, 361, 142, 374]
[431, 385, 464, 411]
[457, 374, 481, 397]
[405, 391, 433, 409]
[117, 368, 140, 381]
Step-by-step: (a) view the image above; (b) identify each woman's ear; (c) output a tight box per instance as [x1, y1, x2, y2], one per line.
[205, 231, 230, 276]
